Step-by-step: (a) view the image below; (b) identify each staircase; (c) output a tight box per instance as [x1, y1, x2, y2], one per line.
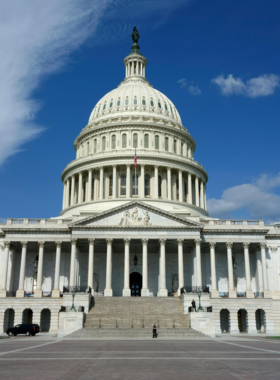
[67, 297, 204, 339]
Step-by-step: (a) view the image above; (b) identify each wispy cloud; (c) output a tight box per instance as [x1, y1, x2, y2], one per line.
[212, 74, 280, 97]
[207, 173, 280, 223]
[177, 79, 202, 95]
[0, 0, 109, 167]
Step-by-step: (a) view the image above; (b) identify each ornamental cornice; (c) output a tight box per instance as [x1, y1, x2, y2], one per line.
[2, 228, 70, 234]
[61, 154, 207, 183]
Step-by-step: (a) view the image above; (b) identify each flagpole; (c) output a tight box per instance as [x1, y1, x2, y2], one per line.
[135, 148, 137, 201]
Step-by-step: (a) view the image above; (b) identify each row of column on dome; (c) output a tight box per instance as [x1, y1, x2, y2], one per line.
[63, 165, 206, 209]
[0, 240, 270, 298]
[77, 133, 193, 160]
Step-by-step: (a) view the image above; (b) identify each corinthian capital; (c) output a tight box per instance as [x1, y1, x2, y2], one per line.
[242, 242, 250, 249]
[159, 238, 166, 245]
[259, 242, 266, 249]
[209, 241, 216, 249]
[88, 238, 95, 245]
[21, 241, 28, 248]
[141, 238, 149, 245]
[177, 239, 184, 246]
[194, 239, 201, 246]
[124, 238, 131, 246]
[55, 241, 62, 248]
[4, 241, 10, 248]
[106, 238, 113, 245]
[38, 241, 45, 248]
[71, 238, 77, 245]
[226, 242, 233, 249]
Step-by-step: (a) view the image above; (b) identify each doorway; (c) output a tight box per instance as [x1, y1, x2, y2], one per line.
[130, 272, 142, 297]
[238, 309, 247, 332]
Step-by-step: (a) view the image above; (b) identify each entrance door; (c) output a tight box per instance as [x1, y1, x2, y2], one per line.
[130, 272, 142, 297]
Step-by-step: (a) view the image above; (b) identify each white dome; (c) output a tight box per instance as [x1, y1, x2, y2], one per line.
[88, 77, 182, 126]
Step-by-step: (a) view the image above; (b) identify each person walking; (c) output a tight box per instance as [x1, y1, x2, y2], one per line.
[153, 324, 157, 338]
[191, 299, 196, 312]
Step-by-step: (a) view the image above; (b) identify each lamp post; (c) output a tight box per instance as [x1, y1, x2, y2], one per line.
[196, 287, 204, 312]
[69, 286, 77, 312]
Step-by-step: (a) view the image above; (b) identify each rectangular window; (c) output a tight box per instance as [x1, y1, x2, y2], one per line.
[122, 134, 127, 148]
[133, 134, 138, 148]
[120, 174, 126, 196]
[94, 139, 97, 153]
[144, 134, 149, 148]
[155, 135, 159, 150]
[111, 135, 116, 149]
[132, 174, 138, 195]
[102, 137, 106, 151]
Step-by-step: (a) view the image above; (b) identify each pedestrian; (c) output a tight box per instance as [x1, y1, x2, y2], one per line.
[191, 299, 196, 312]
[153, 323, 157, 338]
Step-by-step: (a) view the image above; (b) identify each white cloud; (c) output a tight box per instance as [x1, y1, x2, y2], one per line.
[177, 79, 201, 95]
[0, 0, 109, 167]
[207, 173, 280, 223]
[212, 74, 280, 97]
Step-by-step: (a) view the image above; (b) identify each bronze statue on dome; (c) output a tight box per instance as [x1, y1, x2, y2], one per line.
[132, 27, 139, 44]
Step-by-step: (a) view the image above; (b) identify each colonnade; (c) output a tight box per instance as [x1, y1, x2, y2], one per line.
[0, 240, 270, 299]
[63, 165, 206, 210]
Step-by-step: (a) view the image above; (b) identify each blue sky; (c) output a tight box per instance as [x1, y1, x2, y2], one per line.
[0, 0, 280, 222]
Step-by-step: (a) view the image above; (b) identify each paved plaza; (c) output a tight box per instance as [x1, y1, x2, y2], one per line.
[0, 336, 279, 379]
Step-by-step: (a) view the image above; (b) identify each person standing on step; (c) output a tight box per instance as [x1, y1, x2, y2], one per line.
[191, 300, 196, 312]
[153, 324, 157, 338]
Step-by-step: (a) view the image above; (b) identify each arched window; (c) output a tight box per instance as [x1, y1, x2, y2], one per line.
[103, 103, 106, 110]
[117, 98, 121, 107]
[145, 174, 150, 196]
[109, 100, 113, 108]
[174, 139, 177, 154]
[102, 136, 106, 151]
[94, 139, 97, 153]
[125, 97, 129, 106]
[134, 97, 137, 105]
[122, 134, 127, 148]
[155, 135, 159, 150]
[181, 142, 184, 155]
[83, 181, 86, 202]
[158, 175, 162, 197]
[133, 133, 138, 148]
[87, 141, 90, 155]
[158, 101, 161, 109]
[111, 135, 116, 149]
[150, 99, 154, 107]
[109, 175, 113, 197]
[132, 174, 138, 196]
[164, 103, 168, 111]
[144, 134, 149, 148]
[142, 98, 146, 106]
[97, 105, 100, 113]
[170, 106, 173, 114]
[165, 137, 169, 151]
[120, 174, 126, 196]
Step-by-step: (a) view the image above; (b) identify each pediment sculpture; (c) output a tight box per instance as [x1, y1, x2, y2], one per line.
[119, 208, 151, 226]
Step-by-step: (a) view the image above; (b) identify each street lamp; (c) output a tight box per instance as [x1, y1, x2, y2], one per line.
[196, 287, 204, 312]
[69, 286, 77, 312]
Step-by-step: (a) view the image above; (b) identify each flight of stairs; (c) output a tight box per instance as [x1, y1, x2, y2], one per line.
[67, 297, 204, 339]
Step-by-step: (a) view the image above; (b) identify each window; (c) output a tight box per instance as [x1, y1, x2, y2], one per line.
[94, 139, 97, 153]
[109, 175, 113, 197]
[164, 103, 168, 111]
[150, 99, 154, 107]
[132, 174, 138, 196]
[111, 135, 116, 149]
[83, 181, 86, 202]
[158, 101, 161, 109]
[117, 98, 121, 107]
[120, 174, 126, 196]
[184, 182, 187, 202]
[102, 136, 106, 151]
[97, 105, 100, 113]
[174, 139, 177, 154]
[142, 98, 146, 106]
[125, 97, 129, 106]
[134, 97, 137, 105]
[158, 175, 162, 197]
[144, 134, 149, 148]
[122, 134, 127, 148]
[103, 103, 106, 110]
[170, 106, 173, 114]
[91, 178, 94, 200]
[133, 133, 138, 148]
[155, 135, 159, 150]
[176, 179, 179, 200]
[165, 137, 169, 151]
[145, 174, 150, 196]
[87, 141, 90, 155]
[181, 142, 184, 155]
[109, 100, 113, 108]
[32, 271, 37, 292]
[93, 107, 96, 116]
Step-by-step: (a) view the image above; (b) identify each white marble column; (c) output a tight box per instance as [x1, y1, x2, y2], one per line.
[78, 172, 83, 203]
[154, 165, 159, 199]
[66, 178, 70, 208]
[16, 241, 28, 298]
[260, 243, 270, 296]
[179, 169, 183, 202]
[126, 164, 131, 198]
[63, 183, 66, 209]
[87, 239, 95, 295]
[158, 239, 168, 297]
[34, 241, 44, 297]
[226, 242, 236, 298]
[104, 238, 113, 296]
[200, 181, 205, 209]
[177, 239, 184, 295]
[99, 167, 104, 200]
[141, 164, 145, 198]
[167, 167, 172, 200]
[209, 242, 219, 297]
[195, 176, 199, 207]
[188, 172, 192, 204]
[123, 239, 131, 296]
[195, 239, 202, 288]
[243, 242, 254, 298]
[69, 238, 77, 287]
[141, 239, 149, 296]
[52, 241, 62, 298]
[112, 165, 117, 199]
[87, 169, 92, 202]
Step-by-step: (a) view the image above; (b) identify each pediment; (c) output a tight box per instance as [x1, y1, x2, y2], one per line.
[69, 202, 203, 229]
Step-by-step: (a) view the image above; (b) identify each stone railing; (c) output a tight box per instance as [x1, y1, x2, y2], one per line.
[201, 219, 264, 226]
[6, 218, 71, 226]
